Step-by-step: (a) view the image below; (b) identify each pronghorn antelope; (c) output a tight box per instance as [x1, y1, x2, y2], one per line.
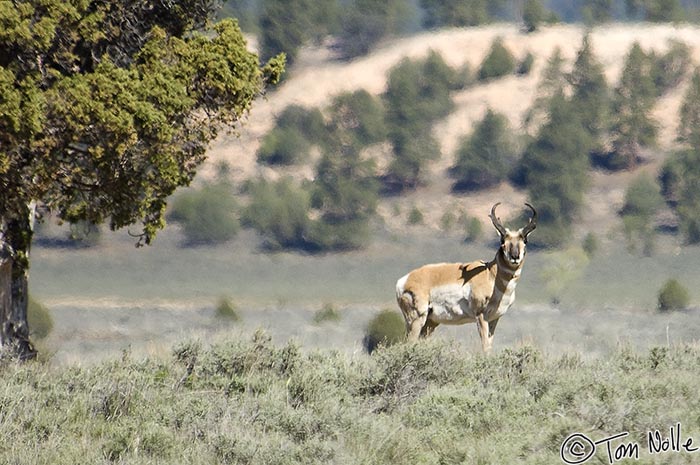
[396, 203, 537, 352]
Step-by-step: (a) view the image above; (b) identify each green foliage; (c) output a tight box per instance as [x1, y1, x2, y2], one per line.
[524, 47, 567, 132]
[312, 303, 342, 324]
[621, 174, 663, 218]
[540, 248, 590, 304]
[67, 220, 101, 247]
[582, 232, 599, 258]
[257, 127, 311, 166]
[660, 149, 700, 244]
[478, 37, 516, 81]
[451, 108, 516, 191]
[610, 42, 658, 170]
[420, 0, 493, 28]
[660, 70, 700, 244]
[167, 182, 239, 246]
[363, 308, 405, 353]
[5, 335, 700, 464]
[407, 206, 424, 225]
[307, 143, 379, 250]
[259, 0, 311, 65]
[677, 67, 700, 148]
[522, 0, 548, 32]
[619, 175, 662, 255]
[569, 34, 610, 153]
[215, 296, 241, 322]
[517, 52, 535, 76]
[242, 177, 312, 250]
[257, 105, 326, 165]
[27, 297, 53, 340]
[464, 216, 484, 243]
[517, 93, 592, 247]
[0, 1, 283, 258]
[328, 90, 387, 148]
[582, 0, 614, 24]
[642, 0, 686, 21]
[650, 39, 692, 96]
[336, 0, 413, 59]
[658, 279, 690, 311]
[384, 52, 458, 190]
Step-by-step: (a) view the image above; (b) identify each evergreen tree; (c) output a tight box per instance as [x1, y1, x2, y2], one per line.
[610, 42, 658, 169]
[620, 174, 662, 255]
[420, 0, 491, 28]
[0, 0, 283, 357]
[328, 90, 387, 149]
[678, 68, 700, 148]
[336, 0, 412, 60]
[259, 0, 309, 65]
[523, 0, 548, 32]
[478, 37, 516, 81]
[644, 0, 685, 22]
[660, 67, 700, 243]
[308, 142, 379, 250]
[523, 47, 567, 133]
[651, 39, 692, 97]
[519, 93, 592, 247]
[581, 0, 613, 24]
[383, 54, 455, 190]
[451, 109, 516, 191]
[568, 35, 610, 153]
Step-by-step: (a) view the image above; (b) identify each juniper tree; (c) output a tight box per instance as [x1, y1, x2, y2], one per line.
[569, 34, 610, 153]
[0, 0, 283, 358]
[611, 42, 658, 169]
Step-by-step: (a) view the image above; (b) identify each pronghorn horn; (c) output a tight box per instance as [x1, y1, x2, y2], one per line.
[489, 203, 508, 237]
[522, 203, 537, 237]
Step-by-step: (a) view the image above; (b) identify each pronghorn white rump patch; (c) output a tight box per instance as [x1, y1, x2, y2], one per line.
[428, 283, 475, 324]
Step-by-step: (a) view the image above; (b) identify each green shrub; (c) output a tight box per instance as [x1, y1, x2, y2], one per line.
[451, 108, 515, 191]
[522, 0, 547, 32]
[651, 39, 692, 95]
[215, 296, 241, 322]
[67, 220, 101, 247]
[364, 309, 405, 353]
[242, 177, 312, 251]
[328, 90, 387, 148]
[464, 216, 483, 243]
[312, 303, 342, 324]
[168, 182, 239, 246]
[257, 105, 327, 165]
[620, 174, 662, 255]
[517, 52, 535, 75]
[478, 37, 515, 81]
[257, 126, 311, 165]
[658, 279, 690, 312]
[407, 206, 423, 225]
[582, 232, 599, 258]
[28, 297, 53, 340]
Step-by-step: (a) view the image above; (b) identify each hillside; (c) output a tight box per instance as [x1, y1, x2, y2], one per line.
[207, 23, 700, 234]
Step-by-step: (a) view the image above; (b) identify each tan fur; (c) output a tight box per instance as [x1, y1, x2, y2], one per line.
[396, 203, 536, 352]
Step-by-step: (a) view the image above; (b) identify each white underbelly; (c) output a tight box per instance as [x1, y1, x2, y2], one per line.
[428, 283, 476, 324]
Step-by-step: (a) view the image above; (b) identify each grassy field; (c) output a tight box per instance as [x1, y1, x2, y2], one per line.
[28, 225, 700, 364]
[2, 335, 700, 464]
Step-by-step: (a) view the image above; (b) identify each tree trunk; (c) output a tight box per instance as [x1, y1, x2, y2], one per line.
[0, 205, 37, 360]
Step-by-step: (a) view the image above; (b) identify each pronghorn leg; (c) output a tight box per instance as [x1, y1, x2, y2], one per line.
[420, 318, 439, 338]
[399, 293, 429, 342]
[476, 315, 498, 353]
